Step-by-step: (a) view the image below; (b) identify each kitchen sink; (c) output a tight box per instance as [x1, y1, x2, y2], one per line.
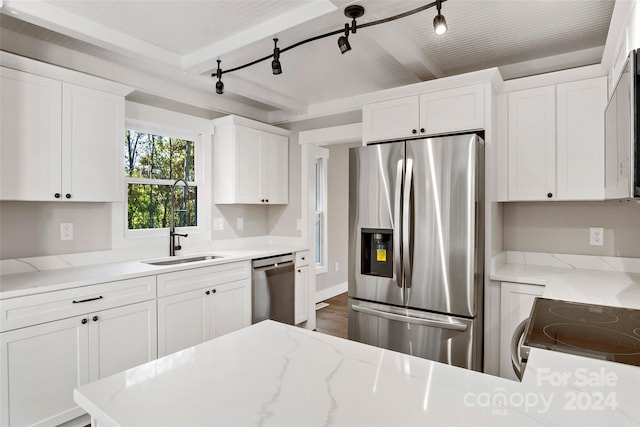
[142, 255, 224, 266]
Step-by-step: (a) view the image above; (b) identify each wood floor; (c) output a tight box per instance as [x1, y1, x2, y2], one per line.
[315, 292, 348, 339]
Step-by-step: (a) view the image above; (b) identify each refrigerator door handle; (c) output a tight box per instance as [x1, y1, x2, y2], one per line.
[393, 159, 404, 289]
[403, 158, 413, 290]
[351, 304, 468, 332]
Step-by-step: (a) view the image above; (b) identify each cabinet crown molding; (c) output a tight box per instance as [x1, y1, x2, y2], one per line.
[213, 114, 289, 137]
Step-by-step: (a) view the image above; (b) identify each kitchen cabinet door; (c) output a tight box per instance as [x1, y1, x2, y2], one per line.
[208, 279, 251, 339]
[419, 85, 484, 136]
[362, 96, 420, 143]
[263, 132, 289, 204]
[507, 86, 556, 200]
[233, 125, 263, 203]
[62, 83, 124, 202]
[0, 316, 89, 427]
[294, 265, 309, 324]
[157, 289, 209, 357]
[0, 67, 63, 201]
[556, 77, 607, 200]
[88, 301, 157, 380]
[499, 282, 544, 381]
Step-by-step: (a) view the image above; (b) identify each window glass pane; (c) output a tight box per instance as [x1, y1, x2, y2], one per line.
[127, 184, 197, 230]
[125, 130, 195, 181]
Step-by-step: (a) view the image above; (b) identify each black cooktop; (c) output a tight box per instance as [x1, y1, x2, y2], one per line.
[523, 297, 640, 367]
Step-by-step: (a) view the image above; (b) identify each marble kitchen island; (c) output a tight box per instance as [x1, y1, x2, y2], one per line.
[74, 320, 640, 427]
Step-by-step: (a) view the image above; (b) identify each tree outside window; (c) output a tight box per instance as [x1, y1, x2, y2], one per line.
[125, 130, 198, 230]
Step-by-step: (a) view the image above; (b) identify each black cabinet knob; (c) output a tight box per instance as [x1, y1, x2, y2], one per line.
[265, 199, 269, 203]
[212, 289, 217, 294]
[547, 193, 553, 198]
[261, 199, 265, 202]
[411, 129, 417, 134]
[81, 318, 88, 324]
[420, 128, 425, 133]
[55, 193, 61, 199]
[206, 290, 210, 295]
[297, 269, 302, 273]
[65, 194, 71, 199]
[92, 315, 99, 322]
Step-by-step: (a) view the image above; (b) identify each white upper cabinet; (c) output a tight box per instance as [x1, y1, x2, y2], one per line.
[362, 85, 485, 144]
[507, 86, 556, 201]
[213, 115, 289, 205]
[556, 78, 607, 200]
[0, 66, 128, 202]
[502, 76, 607, 201]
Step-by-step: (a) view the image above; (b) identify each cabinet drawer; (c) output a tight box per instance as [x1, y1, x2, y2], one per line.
[0, 276, 156, 332]
[157, 261, 251, 297]
[295, 251, 309, 267]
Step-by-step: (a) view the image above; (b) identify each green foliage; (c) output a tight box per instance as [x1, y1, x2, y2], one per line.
[125, 130, 197, 230]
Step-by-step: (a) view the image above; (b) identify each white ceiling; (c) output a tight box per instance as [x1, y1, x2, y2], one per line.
[0, 0, 616, 122]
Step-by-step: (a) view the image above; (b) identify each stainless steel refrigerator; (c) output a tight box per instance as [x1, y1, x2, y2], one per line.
[348, 134, 484, 371]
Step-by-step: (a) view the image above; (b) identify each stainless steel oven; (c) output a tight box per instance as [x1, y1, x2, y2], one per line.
[251, 253, 295, 325]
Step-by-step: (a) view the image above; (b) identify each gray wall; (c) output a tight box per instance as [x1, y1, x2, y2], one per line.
[503, 200, 640, 257]
[315, 142, 361, 295]
[0, 201, 112, 259]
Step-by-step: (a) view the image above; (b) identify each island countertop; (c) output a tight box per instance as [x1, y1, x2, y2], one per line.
[74, 320, 640, 427]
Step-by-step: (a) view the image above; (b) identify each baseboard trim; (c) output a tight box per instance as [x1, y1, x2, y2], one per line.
[315, 281, 347, 303]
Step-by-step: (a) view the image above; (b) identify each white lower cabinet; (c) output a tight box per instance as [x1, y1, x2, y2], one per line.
[499, 282, 544, 381]
[157, 262, 252, 357]
[0, 300, 156, 427]
[294, 250, 310, 325]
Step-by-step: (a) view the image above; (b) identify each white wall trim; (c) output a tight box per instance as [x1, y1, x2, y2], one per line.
[299, 123, 362, 146]
[315, 281, 347, 303]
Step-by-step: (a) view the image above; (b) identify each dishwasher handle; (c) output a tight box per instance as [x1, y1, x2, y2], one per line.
[252, 260, 294, 273]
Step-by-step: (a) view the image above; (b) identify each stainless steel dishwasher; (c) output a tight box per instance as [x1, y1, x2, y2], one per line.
[252, 253, 295, 324]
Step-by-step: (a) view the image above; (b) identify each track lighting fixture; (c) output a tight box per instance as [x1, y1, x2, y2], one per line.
[337, 24, 351, 55]
[271, 38, 282, 75]
[338, 5, 364, 54]
[215, 59, 224, 94]
[433, 0, 448, 35]
[212, 1, 449, 95]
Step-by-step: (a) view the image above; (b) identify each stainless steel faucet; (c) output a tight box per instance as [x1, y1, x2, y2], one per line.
[170, 178, 189, 256]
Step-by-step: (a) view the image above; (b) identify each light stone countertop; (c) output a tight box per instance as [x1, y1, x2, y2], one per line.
[0, 238, 308, 300]
[74, 319, 640, 427]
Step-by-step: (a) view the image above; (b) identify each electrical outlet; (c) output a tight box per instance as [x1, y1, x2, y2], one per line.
[60, 223, 73, 241]
[589, 227, 604, 246]
[296, 218, 302, 231]
[213, 218, 224, 231]
[335, 262, 339, 272]
[237, 217, 244, 230]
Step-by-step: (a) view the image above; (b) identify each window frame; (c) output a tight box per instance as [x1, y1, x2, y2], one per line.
[314, 147, 329, 274]
[112, 116, 210, 248]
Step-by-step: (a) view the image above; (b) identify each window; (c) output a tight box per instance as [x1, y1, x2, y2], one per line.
[314, 147, 329, 273]
[124, 129, 198, 231]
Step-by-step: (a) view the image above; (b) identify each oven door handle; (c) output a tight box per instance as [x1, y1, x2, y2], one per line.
[511, 318, 529, 381]
[351, 304, 468, 332]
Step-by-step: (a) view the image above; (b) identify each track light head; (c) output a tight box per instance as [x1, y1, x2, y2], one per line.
[338, 23, 351, 54]
[271, 38, 282, 75]
[215, 59, 224, 94]
[433, 0, 447, 35]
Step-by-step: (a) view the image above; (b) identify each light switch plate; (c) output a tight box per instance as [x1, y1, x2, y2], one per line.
[237, 217, 243, 230]
[213, 218, 224, 231]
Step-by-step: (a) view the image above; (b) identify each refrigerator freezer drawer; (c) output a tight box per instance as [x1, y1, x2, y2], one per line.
[348, 299, 482, 371]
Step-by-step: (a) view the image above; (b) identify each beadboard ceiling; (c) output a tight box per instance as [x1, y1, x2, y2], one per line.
[0, 0, 616, 121]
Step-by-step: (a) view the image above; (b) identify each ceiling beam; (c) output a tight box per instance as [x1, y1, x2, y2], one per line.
[1, 0, 182, 67]
[223, 74, 309, 114]
[183, 0, 337, 73]
[362, 11, 445, 81]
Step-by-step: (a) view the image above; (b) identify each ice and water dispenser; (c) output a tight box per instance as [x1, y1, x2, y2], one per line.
[360, 228, 393, 278]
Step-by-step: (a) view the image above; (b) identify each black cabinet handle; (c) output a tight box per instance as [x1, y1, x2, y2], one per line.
[65, 193, 71, 199]
[420, 128, 425, 133]
[411, 129, 417, 134]
[261, 199, 265, 202]
[81, 318, 88, 324]
[54, 193, 61, 199]
[297, 269, 302, 273]
[301, 256, 305, 261]
[547, 193, 553, 198]
[72, 296, 103, 304]
[92, 315, 99, 322]
[206, 290, 210, 295]
[212, 289, 217, 294]
[265, 199, 269, 203]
